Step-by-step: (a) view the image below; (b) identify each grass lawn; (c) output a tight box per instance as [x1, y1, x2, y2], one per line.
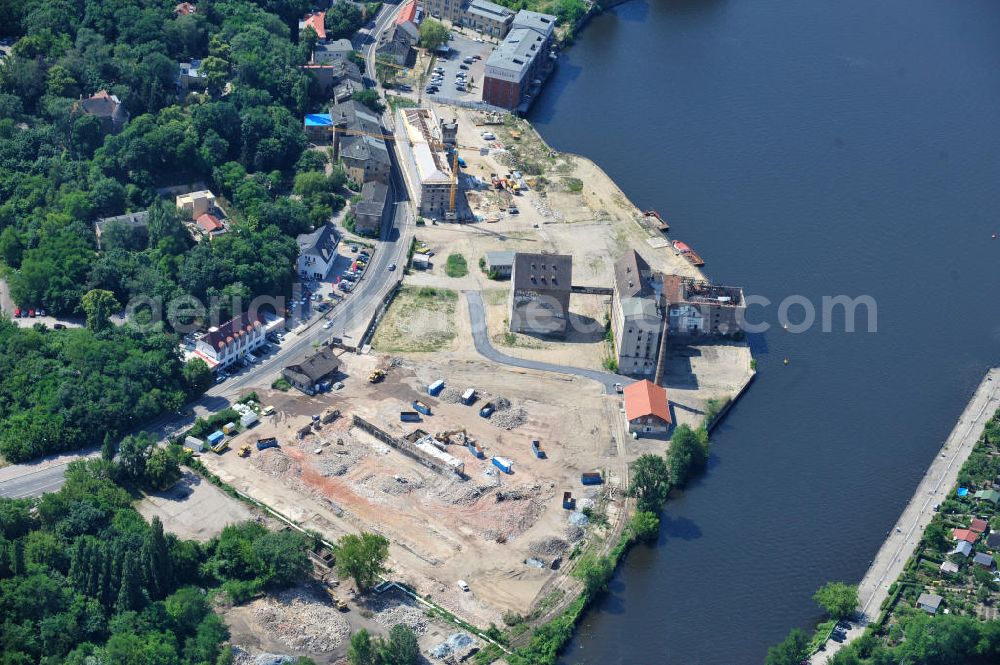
[445, 253, 469, 277]
[371, 286, 458, 352]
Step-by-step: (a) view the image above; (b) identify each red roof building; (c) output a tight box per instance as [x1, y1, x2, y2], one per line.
[196, 213, 225, 236]
[175, 2, 196, 15]
[396, 0, 418, 25]
[623, 380, 671, 436]
[302, 12, 327, 41]
[970, 518, 989, 534]
[954, 528, 979, 543]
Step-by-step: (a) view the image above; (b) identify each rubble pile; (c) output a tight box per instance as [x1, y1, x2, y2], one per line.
[364, 594, 430, 635]
[251, 449, 299, 478]
[250, 588, 350, 653]
[529, 536, 569, 557]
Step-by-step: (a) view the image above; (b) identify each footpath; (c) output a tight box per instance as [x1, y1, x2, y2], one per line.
[812, 367, 1000, 662]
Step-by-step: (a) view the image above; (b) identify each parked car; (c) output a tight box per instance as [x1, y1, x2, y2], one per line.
[28, 309, 35, 317]
[323, 320, 333, 329]
[508, 206, 519, 214]
[482, 132, 496, 141]
[37, 308, 46, 316]
[460, 63, 469, 70]
[53, 323, 66, 330]
[12, 308, 20, 317]
[387, 263, 396, 271]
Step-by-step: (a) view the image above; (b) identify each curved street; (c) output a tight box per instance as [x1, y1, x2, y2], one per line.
[464, 291, 629, 394]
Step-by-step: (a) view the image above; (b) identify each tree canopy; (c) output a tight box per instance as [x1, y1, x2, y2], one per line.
[335, 532, 389, 592]
[813, 581, 858, 620]
[418, 19, 449, 50]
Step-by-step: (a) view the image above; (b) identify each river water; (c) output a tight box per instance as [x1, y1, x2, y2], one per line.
[527, 0, 1000, 662]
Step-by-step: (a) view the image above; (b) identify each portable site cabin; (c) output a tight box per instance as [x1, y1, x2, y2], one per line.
[222, 422, 237, 435]
[428, 379, 445, 396]
[461, 388, 476, 405]
[207, 431, 225, 445]
[240, 412, 259, 428]
[492, 456, 513, 474]
[185, 436, 205, 452]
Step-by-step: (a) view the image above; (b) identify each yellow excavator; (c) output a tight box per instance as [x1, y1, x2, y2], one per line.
[368, 369, 386, 383]
[238, 445, 251, 458]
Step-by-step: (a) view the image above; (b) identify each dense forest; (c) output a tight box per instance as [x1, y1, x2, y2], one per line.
[0, 0, 360, 461]
[0, 458, 311, 663]
[0, 0, 349, 319]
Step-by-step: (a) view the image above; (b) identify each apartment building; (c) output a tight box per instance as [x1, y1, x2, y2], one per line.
[611, 250, 663, 376]
[395, 107, 456, 218]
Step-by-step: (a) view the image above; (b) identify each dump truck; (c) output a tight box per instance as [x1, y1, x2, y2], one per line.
[256, 437, 279, 451]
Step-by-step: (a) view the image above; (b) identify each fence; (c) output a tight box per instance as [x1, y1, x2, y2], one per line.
[352, 415, 463, 477]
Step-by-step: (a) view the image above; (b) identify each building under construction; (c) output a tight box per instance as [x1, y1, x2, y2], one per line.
[395, 107, 459, 218]
[662, 274, 746, 337]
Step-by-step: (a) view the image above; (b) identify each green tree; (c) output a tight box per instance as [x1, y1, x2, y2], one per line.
[183, 359, 213, 395]
[765, 628, 810, 665]
[116, 556, 145, 612]
[324, 3, 366, 40]
[572, 552, 613, 598]
[348, 629, 380, 665]
[381, 623, 420, 665]
[628, 511, 660, 543]
[813, 581, 859, 620]
[145, 517, 174, 599]
[102, 433, 116, 462]
[117, 434, 154, 483]
[666, 424, 709, 488]
[335, 532, 390, 592]
[418, 19, 449, 50]
[351, 89, 386, 114]
[627, 453, 671, 512]
[923, 521, 949, 552]
[81, 289, 120, 332]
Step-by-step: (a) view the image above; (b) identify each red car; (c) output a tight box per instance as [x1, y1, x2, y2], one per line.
[13, 308, 20, 317]
[28, 309, 35, 318]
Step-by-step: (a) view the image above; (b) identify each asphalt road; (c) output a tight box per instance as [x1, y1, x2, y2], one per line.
[464, 291, 629, 394]
[0, 21, 413, 499]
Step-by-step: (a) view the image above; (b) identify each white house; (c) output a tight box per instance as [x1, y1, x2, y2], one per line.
[296, 224, 339, 280]
[193, 312, 282, 370]
[176, 190, 217, 219]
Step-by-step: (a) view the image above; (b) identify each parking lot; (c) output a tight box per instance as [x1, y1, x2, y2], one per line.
[425, 32, 493, 105]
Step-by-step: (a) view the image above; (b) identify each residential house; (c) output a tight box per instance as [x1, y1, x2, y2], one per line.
[952, 540, 973, 557]
[73, 90, 129, 134]
[482, 10, 556, 111]
[975, 489, 1000, 505]
[304, 58, 362, 99]
[377, 6, 419, 68]
[300, 11, 327, 41]
[484, 250, 515, 279]
[611, 250, 663, 377]
[462, 0, 514, 37]
[508, 252, 572, 337]
[94, 211, 149, 250]
[176, 190, 217, 219]
[194, 312, 269, 370]
[296, 224, 339, 280]
[974, 552, 996, 570]
[940, 560, 960, 575]
[970, 518, 989, 534]
[954, 528, 979, 544]
[282, 347, 342, 393]
[174, 2, 196, 16]
[196, 213, 226, 239]
[314, 38, 355, 64]
[177, 60, 207, 91]
[395, 107, 456, 217]
[623, 379, 672, 436]
[987, 532, 1000, 550]
[354, 181, 388, 236]
[662, 274, 747, 337]
[330, 100, 391, 185]
[305, 113, 334, 143]
[917, 593, 943, 615]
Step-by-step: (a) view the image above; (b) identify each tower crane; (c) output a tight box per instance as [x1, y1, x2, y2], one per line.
[329, 125, 486, 219]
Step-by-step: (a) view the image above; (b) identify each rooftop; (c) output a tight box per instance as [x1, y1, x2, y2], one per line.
[620, 297, 660, 320]
[467, 0, 514, 21]
[297, 224, 339, 263]
[196, 213, 224, 233]
[954, 528, 979, 543]
[917, 593, 943, 609]
[614, 249, 653, 299]
[399, 108, 454, 184]
[486, 27, 546, 77]
[623, 379, 671, 424]
[396, 0, 418, 25]
[200, 312, 265, 351]
[77, 90, 123, 118]
[301, 11, 326, 40]
[511, 9, 556, 37]
[355, 181, 389, 218]
[970, 517, 989, 533]
[485, 250, 515, 266]
[512, 252, 572, 292]
[974, 552, 996, 567]
[284, 347, 341, 384]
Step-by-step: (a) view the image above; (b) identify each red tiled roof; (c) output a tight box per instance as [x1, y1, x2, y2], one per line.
[954, 528, 979, 543]
[175, 2, 196, 15]
[196, 213, 224, 233]
[623, 380, 671, 424]
[970, 518, 989, 534]
[396, 0, 417, 25]
[303, 12, 326, 40]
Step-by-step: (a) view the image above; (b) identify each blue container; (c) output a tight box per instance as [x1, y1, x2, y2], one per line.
[400, 411, 421, 422]
[461, 388, 476, 405]
[492, 456, 513, 474]
[531, 440, 546, 459]
[468, 442, 485, 459]
[256, 438, 279, 451]
[581, 472, 603, 486]
[207, 431, 225, 445]
[412, 400, 432, 416]
[427, 380, 445, 397]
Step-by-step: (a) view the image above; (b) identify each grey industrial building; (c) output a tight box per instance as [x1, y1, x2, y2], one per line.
[611, 250, 665, 377]
[508, 252, 572, 337]
[482, 10, 556, 111]
[354, 181, 389, 236]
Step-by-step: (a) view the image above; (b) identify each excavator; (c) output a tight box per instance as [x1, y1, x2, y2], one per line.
[238, 444, 251, 458]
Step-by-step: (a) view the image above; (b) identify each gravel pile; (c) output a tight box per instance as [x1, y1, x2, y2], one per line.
[250, 588, 350, 653]
[439, 387, 465, 404]
[363, 594, 430, 635]
[529, 536, 569, 557]
[565, 525, 585, 542]
[490, 407, 527, 430]
[429, 632, 476, 659]
[252, 450, 299, 478]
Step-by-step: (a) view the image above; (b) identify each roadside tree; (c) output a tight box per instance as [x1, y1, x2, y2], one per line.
[336, 532, 390, 592]
[418, 19, 449, 50]
[813, 581, 858, 620]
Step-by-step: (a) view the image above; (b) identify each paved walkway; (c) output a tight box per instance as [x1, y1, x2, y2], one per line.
[464, 291, 628, 394]
[812, 367, 1000, 662]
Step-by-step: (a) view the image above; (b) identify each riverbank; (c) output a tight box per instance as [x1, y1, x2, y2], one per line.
[810, 367, 1000, 662]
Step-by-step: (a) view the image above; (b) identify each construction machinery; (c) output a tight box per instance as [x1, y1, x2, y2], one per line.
[369, 368, 386, 383]
[238, 444, 251, 458]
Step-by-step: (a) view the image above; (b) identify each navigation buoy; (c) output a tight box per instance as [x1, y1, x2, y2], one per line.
[783, 358, 790, 365]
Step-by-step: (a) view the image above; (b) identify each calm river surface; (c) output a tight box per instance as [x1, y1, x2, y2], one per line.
[527, 0, 1000, 662]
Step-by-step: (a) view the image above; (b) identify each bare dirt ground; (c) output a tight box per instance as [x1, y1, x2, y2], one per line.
[198, 351, 624, 627]
[136, 470, 254, 541]
[370, 286, 459, 353]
